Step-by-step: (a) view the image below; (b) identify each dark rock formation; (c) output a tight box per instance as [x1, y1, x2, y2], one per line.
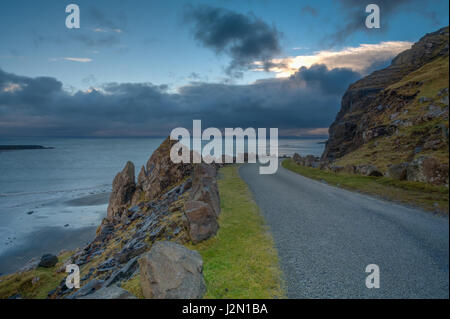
[38, 254, 58, 268]
[107, 161, 136, 222]
[139, 241, 206, 299]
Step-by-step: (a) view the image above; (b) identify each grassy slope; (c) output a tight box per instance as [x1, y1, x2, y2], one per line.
[123, 165, 285, 299]
[283, 158, 448, 214]
[335, 56, 449, 171]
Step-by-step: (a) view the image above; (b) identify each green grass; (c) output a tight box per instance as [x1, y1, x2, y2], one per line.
[0, 251, 73, 299]
[187, 165, 285, 299]
[283, 158, 449, 214]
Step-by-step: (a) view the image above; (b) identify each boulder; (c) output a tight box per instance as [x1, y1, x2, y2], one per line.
[139, 241, 206, 299]
[184, 200, 219, 243]
[342, 164, 356, 174]
[107, 161, 136, 222]
[356, 165, 383, 177]
[190, 163, 220, 217]
[38, 254, 58, 268]
[386, 163, 409, 180]
[407, 156, 449, 185]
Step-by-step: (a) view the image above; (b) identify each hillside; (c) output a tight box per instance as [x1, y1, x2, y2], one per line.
[322, 26, 449, 186]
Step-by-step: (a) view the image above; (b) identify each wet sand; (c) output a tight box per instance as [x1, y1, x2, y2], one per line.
[65, 192, 110, 207]
[0, 226, 97, 275]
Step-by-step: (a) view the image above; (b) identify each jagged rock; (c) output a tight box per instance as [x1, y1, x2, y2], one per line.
[386, 163, 409, 180]
[80, 286, 136, 299]
[407, 156, 449, 185]
[104, 256, 139, 287]
[190, 163, 220, 217]
[139, 241, 206, 299]
[184, 200, 218, 243]
[107, 161, 136, 222]
[138, 137, 193, 201]
[114, 239, 148, 264]
[38, 254, 58, 268]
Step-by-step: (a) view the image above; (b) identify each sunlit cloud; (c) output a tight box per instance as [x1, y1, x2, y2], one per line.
[50, 57, 93, 63]
[2, 82, 23, 93]
[254, 41, 413, 77]
[92, 27, 123, 34]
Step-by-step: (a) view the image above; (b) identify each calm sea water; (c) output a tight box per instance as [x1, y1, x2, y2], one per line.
[0, 137, 324, 272]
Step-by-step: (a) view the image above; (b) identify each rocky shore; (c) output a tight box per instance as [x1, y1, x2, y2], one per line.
[3, 137, 222, 299]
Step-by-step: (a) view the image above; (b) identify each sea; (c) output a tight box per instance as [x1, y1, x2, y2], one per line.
[0, 137, 325, 273]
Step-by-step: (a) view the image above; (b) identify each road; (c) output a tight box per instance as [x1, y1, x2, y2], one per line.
[239, 163, 449, 298]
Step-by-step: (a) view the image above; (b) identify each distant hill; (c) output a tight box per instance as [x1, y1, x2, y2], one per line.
[322, 26, 449, 186]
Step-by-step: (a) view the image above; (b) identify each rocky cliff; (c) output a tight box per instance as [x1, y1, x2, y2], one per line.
[43, 137, 221, 299]
[322, 26, 449, 186]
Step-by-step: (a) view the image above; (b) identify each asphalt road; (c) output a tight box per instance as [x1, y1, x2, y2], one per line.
[239, 163, 449, 298]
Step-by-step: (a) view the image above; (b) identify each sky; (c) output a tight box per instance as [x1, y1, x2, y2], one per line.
[0, 0, 448, 137]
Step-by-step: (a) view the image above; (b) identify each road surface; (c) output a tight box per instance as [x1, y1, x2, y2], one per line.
[239, 163, 449, 298]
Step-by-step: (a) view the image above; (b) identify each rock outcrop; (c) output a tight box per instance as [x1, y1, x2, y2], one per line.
[138, 241, 206, 299]
[136, 137, 193, 201]
[321, 26, 449, 186]
[107, 161, 136, 222]
[45, 137, 220, 299]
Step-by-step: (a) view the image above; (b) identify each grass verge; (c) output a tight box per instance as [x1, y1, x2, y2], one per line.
[282, 158, 448, 214]
[187, 165, 285, 299]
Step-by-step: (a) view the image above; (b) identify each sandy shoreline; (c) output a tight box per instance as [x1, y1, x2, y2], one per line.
[0, 225, 97, 275]
[64, 192, 110, 207]
[0, 192, 110, 275]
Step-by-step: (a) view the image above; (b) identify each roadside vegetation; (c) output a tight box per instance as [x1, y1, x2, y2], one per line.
[124, 164, 286, 299]
[282, 158, 449, 214]
[188, 165, 285, 299]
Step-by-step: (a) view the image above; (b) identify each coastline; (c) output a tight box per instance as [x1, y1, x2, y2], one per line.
[0, 225, 97, 275]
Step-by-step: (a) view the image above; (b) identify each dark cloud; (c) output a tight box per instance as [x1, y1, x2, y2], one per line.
[183, 5, 282, 77]
[301, 5, 318, 17]
[0, 65, 360, 137]
[327, 0, 441, 46]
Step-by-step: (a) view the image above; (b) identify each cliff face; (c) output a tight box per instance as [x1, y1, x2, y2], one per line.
[322, 26, 449, 185]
